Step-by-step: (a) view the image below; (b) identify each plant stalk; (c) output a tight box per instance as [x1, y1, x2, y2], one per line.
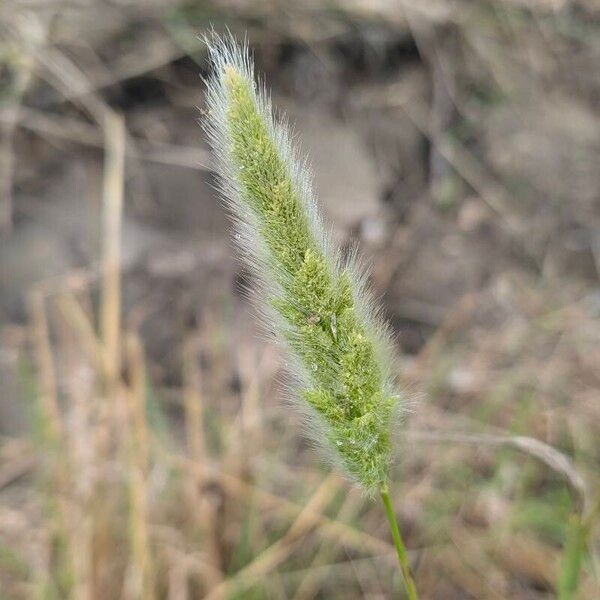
[558, 487, 600, 599]
[380, 484, 419, 600]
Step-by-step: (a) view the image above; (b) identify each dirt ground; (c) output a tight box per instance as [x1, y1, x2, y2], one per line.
[1, 1, 599, 599]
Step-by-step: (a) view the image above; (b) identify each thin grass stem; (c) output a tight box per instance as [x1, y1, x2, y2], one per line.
[380, 484, 419, 600]
[558, 487, 600, 600]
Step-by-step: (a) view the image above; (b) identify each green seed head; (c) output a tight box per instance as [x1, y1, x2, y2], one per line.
[203, 35, 403, 492]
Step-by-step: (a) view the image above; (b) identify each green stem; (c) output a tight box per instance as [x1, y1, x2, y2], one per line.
[558, 488, 600, 599]
[558, 513, 587, 600]
[380, 484, 419, 600]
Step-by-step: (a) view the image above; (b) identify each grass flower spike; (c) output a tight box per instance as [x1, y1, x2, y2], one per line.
[203, 36, 400, 491]
[203, 35, 418, 597]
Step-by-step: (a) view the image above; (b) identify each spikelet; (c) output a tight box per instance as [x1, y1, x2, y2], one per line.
[202, 35, 403, 492]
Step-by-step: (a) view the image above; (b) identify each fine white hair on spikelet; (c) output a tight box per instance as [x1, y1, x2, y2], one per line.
[201, 32, 405, 493]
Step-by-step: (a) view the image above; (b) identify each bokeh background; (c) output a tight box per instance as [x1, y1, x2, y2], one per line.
[1, 1, 599, 598]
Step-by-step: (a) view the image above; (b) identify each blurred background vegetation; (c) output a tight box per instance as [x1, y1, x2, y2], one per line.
[0, 1, 599, 598]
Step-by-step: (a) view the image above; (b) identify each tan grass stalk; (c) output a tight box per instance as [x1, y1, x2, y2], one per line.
[204, 474, 340, 600]
[182, 335, 223, 590]
[124, 333, 154, 600]
[28, 289, 61, 442]
[100, 111, 125, 387]
[28, 289, 83, 597]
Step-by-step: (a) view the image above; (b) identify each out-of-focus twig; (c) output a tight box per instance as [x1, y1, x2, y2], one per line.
[407, 429, 588, 512]
[27, 289, 62, 441]
[0, 440, 36, 490]
[0, 12, 49, 234]
[214, 469, 396, 557]
[182, 333, 223, 591]
[0, 107, 212, 170]
[204, 474, 340, 600]
[292, 489, 366, 600]
[123, 333, 155, 600]
[100, 111, 125, 386]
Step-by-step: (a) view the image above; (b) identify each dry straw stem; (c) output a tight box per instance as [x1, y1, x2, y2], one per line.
[202, 468, 397, 557]
[124, 334, 154, 600]
[58, 314, 99, 600]
[56, 291, 111, 377]
[182, 334, 224, 590]
[100, 111, 126, 386]
[407, 429, 588, 511]
[183, 335, 208, 470]
[0, 439, 36, 491]
[27, 290, 85, 596]
[28, 289, 62, 442]
[291, 490, 366, 600]
[204, 474, 340, 600]
[0, 13, 49, 235]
